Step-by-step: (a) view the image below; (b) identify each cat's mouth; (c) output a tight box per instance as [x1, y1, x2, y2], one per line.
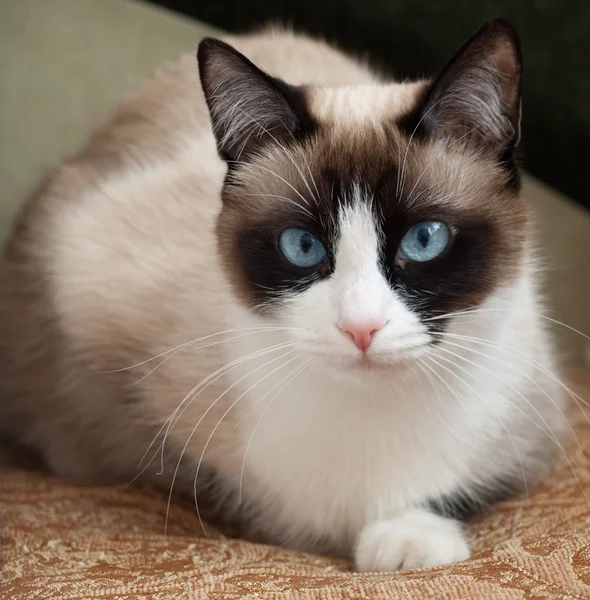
[353, 351, 428, 370]
[300, 334, 432, 373]
[341, 341, 433, 371]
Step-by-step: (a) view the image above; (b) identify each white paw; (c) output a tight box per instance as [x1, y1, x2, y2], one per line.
[354, 509, 470, 572]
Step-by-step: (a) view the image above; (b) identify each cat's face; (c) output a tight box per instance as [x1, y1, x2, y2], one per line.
[199, 20, 528, 373]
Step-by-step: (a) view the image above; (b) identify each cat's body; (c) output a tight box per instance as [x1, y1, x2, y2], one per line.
[0, 22, 565, 571]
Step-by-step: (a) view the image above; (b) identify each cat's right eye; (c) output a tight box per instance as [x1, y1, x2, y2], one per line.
[278, 227, 327, 268]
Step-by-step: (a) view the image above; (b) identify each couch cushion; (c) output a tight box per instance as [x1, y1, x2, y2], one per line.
[3, 372, 590, 599]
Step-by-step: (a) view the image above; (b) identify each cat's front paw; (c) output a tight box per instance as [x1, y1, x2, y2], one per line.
[354, 508, 470, 572]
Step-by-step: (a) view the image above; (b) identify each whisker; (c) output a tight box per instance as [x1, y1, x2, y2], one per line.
[191, 352, 303, 535]
[158, 341, 299, 472]
[426, 351, 589, 505]
[434, 339, 588, 484]
[164, 346, 299, 534]
[426, 308, 590, 344]
[238, 357, 313, 505]
[410, 360, 449, 428]
[223, 357, 306, 440]
[228, 159, 312, 209]
[432, 347, 565, 449]
[106, 326, 299, 373]
[242, 193, 315, 219]
[432, 332, 590, 496]
[432, 330, 590, 414]
[405, 125, 481, 205]
[132, 340, 298, 484]
[230, 105, 319, 205]
[396, 93, 453, 200]
[433, 333, 590, 428]
[275, 120, 321, 206]
[418, 355, 529, 499]
[127, 328, 288, 387]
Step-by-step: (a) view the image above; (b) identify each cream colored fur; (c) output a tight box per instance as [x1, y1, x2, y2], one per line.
[0, 29, 564, 572]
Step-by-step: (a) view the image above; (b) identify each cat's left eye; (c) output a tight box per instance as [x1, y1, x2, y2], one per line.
[399, 221, 450, 263]
[278, 227, 327, 268]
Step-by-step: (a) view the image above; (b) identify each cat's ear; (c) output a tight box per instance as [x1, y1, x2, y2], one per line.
[197, 38, 314, 162]
[413, 19, 522, 153]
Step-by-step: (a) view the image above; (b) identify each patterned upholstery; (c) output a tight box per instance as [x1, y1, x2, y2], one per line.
[3, 372, 590, 599]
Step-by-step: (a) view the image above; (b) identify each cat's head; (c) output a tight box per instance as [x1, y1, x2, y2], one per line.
[197, 19, 528, 373]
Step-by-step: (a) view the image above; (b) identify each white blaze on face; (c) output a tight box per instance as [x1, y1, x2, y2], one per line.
[332, 202, 390, 329]
[284, 192, 430, 365]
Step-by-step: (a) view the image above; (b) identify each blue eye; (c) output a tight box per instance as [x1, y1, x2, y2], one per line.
[399, 221, 450, 262]
[279, 227, 327, 268]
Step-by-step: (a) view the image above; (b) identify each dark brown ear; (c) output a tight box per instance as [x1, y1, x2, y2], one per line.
[197, 38, 315, 162]
[412, 19, 522, 154]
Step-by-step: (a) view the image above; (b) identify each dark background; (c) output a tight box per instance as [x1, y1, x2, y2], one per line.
[147, 0, 589, 210]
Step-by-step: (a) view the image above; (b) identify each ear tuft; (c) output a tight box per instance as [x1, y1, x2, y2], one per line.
[415, 18, 523, 153]
[197, 38, 314, 162]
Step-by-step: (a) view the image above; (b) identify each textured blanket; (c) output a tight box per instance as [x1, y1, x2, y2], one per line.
[2, 372, 590, 599]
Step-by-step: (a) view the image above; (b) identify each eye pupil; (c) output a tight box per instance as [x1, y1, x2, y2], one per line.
[417, 228, 430, 248]
[300, 233, 313, 253]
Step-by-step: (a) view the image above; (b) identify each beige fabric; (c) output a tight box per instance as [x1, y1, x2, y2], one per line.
[2, 371, 590, 599]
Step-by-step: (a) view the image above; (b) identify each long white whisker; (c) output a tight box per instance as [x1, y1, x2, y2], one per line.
[433, 336, 584, 449]
[231, 105, 319, 205]
[432, 330, 590, 414]
[242, 193, 315, 219]
[426, 308, 590, 344]
[405, 125, 481, 204]
[133, 340, 297, 484]
[433, 346, 564, 449]
[164, 346, 299, 534]
[106, 326, 299, 373]
[396, 93, 453, 200]
[159, 341, 298, 471]
[410, 360, 449, 427]
[228, 159, 311, 208]
[278, 117, 321, 204]
[223, 358, 306, 440]
[238, 357, 313, 505]
[434, 337, 589, 499]
[191, 353, 303, 534]
[127, 329, 288, 387]
[427, 351, 589, 505]
[279, 118, 321, 203]
[419, 356, 529, 499]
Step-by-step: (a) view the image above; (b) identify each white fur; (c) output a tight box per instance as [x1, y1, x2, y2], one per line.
[223, 196, 562, 569]
[355, 509, 470, 572]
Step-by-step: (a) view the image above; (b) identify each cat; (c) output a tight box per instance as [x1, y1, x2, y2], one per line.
[0, 18, 566, 572]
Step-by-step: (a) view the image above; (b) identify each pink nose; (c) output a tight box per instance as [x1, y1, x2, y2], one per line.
[339, 321, 385, 352]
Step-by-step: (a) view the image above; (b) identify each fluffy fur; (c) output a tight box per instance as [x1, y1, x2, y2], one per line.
[0, 20, 565, 572]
